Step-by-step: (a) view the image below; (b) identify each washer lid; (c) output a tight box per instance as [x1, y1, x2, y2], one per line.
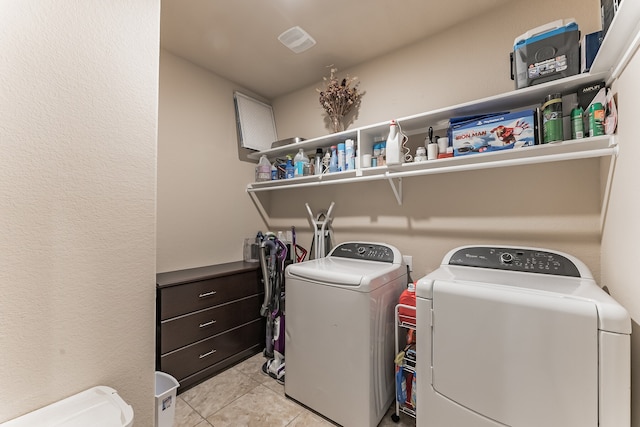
[416, 268, 631, 334]
[327, 242, 402, 264]
[443, 245, 591, 278]
[2, 386, 134, 427]
[416, 245, 631, 334]
[286, 256, 405, 291]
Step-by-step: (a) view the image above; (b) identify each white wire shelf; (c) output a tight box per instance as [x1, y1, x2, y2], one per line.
[247, 135, 617, 204]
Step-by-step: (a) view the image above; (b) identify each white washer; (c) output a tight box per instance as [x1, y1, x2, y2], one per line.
[416, 245, 631, 427]
[285, 242, 407, 427]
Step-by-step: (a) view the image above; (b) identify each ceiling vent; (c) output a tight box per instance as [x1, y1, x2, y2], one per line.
[278, 26, 316, 54]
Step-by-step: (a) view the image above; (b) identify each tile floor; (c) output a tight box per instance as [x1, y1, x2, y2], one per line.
[174, 352, 416, 427]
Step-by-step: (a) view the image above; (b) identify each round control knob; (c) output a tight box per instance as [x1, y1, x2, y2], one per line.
[500, 253, 514, 264]
[357, 246, 366, 254]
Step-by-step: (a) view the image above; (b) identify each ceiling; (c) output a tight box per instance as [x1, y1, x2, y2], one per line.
[160, 0, 515, 100]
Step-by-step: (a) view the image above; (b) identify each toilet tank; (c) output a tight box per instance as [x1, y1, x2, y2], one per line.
[0, 386, 134, 427]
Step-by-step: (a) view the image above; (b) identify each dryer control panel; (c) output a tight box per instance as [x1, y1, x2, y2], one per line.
[330, 242, 397, 263]
[447, 246, 581, 277]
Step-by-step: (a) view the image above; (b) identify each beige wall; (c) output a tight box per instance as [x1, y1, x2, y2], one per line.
[157, 51, 265, 272]
[266, 0, 603, 281]
[601, 47, 640, 425]
[0, 1, 158, 425]
[273, 0, 601, 140]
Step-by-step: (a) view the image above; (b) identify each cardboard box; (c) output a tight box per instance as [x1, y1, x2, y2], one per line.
[451, 110, 537, 156]
[577, 81, 606, 110]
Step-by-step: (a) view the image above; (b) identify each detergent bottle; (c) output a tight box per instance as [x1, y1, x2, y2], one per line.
[255, 154, 271, 182]
[385, 120, 403, 165]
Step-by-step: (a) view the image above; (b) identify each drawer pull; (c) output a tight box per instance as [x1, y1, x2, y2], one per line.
[199, 349, 217, 359]
[199, 320, 217, 328]
[198, 290, 217, 298]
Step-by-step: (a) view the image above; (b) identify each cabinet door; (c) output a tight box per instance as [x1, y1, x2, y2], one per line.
[160, 270, 261, 320]
[160, 294, 263, 354]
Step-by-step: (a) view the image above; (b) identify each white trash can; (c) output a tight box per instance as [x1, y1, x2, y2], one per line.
[155, 372, 180, 427]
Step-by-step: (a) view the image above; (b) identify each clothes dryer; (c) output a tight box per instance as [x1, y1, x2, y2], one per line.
[285, 242, 407, 427]
[416, 245, 631, 427]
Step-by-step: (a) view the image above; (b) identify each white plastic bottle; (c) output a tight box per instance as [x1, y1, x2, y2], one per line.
[256, 154, 271, 182]
[293, 148, 309, 177]
[337, 143, 346, 172]
[385, 120, 403, 165]
[345, 139, 355, 170]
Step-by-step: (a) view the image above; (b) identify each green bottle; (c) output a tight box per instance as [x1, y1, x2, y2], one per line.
[589, 102, 605, 137]
[571, 106, 584, 139]
[542, 93, 563, 143]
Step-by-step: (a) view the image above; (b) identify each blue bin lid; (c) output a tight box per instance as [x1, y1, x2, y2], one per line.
[1, 386, 134, 427]
[514, 19, 578, 49]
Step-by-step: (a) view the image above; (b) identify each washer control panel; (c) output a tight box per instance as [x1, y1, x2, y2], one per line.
[447, 247, 581, 277]
[330, 242, 396, 263]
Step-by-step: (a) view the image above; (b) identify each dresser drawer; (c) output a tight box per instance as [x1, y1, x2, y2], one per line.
[160, 319, 264, 381]
[159, 270, 261, 320]
[160, 294, 263, 354]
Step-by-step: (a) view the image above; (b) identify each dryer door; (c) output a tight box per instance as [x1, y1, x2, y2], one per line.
[431, 280, 598, 427]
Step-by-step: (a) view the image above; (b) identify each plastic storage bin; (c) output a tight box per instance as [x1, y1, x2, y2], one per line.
[0, 386, 133, 427]
[512, 19, 579, 89]
[155, 371, 180, 427]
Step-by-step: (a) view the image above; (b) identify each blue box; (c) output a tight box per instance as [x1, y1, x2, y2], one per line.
[451, 110, 537, 156]
[581, 31, 603, 73]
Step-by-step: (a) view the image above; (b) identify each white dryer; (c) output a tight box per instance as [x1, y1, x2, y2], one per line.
[416, 245, 631, 427]
[285, 242, 407, 427]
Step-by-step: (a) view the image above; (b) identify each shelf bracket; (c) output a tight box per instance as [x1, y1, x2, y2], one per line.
[247, 186, 270, 227]
[386, 175, 403, 205]
[600, 143, 619, 233]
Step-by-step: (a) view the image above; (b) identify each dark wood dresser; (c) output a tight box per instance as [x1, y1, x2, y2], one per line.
[156, 261, 265, 392]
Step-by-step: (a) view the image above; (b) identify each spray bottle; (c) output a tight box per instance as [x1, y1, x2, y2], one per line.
[385, 120, 403, 165]
[329, 145, 338, 173]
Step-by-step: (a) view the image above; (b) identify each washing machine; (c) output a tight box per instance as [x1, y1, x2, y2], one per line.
[415, 245, 631, 427]
[285, 241, 407, 427]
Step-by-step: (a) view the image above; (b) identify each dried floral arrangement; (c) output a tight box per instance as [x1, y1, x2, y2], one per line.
[317, 66, 362, 130]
